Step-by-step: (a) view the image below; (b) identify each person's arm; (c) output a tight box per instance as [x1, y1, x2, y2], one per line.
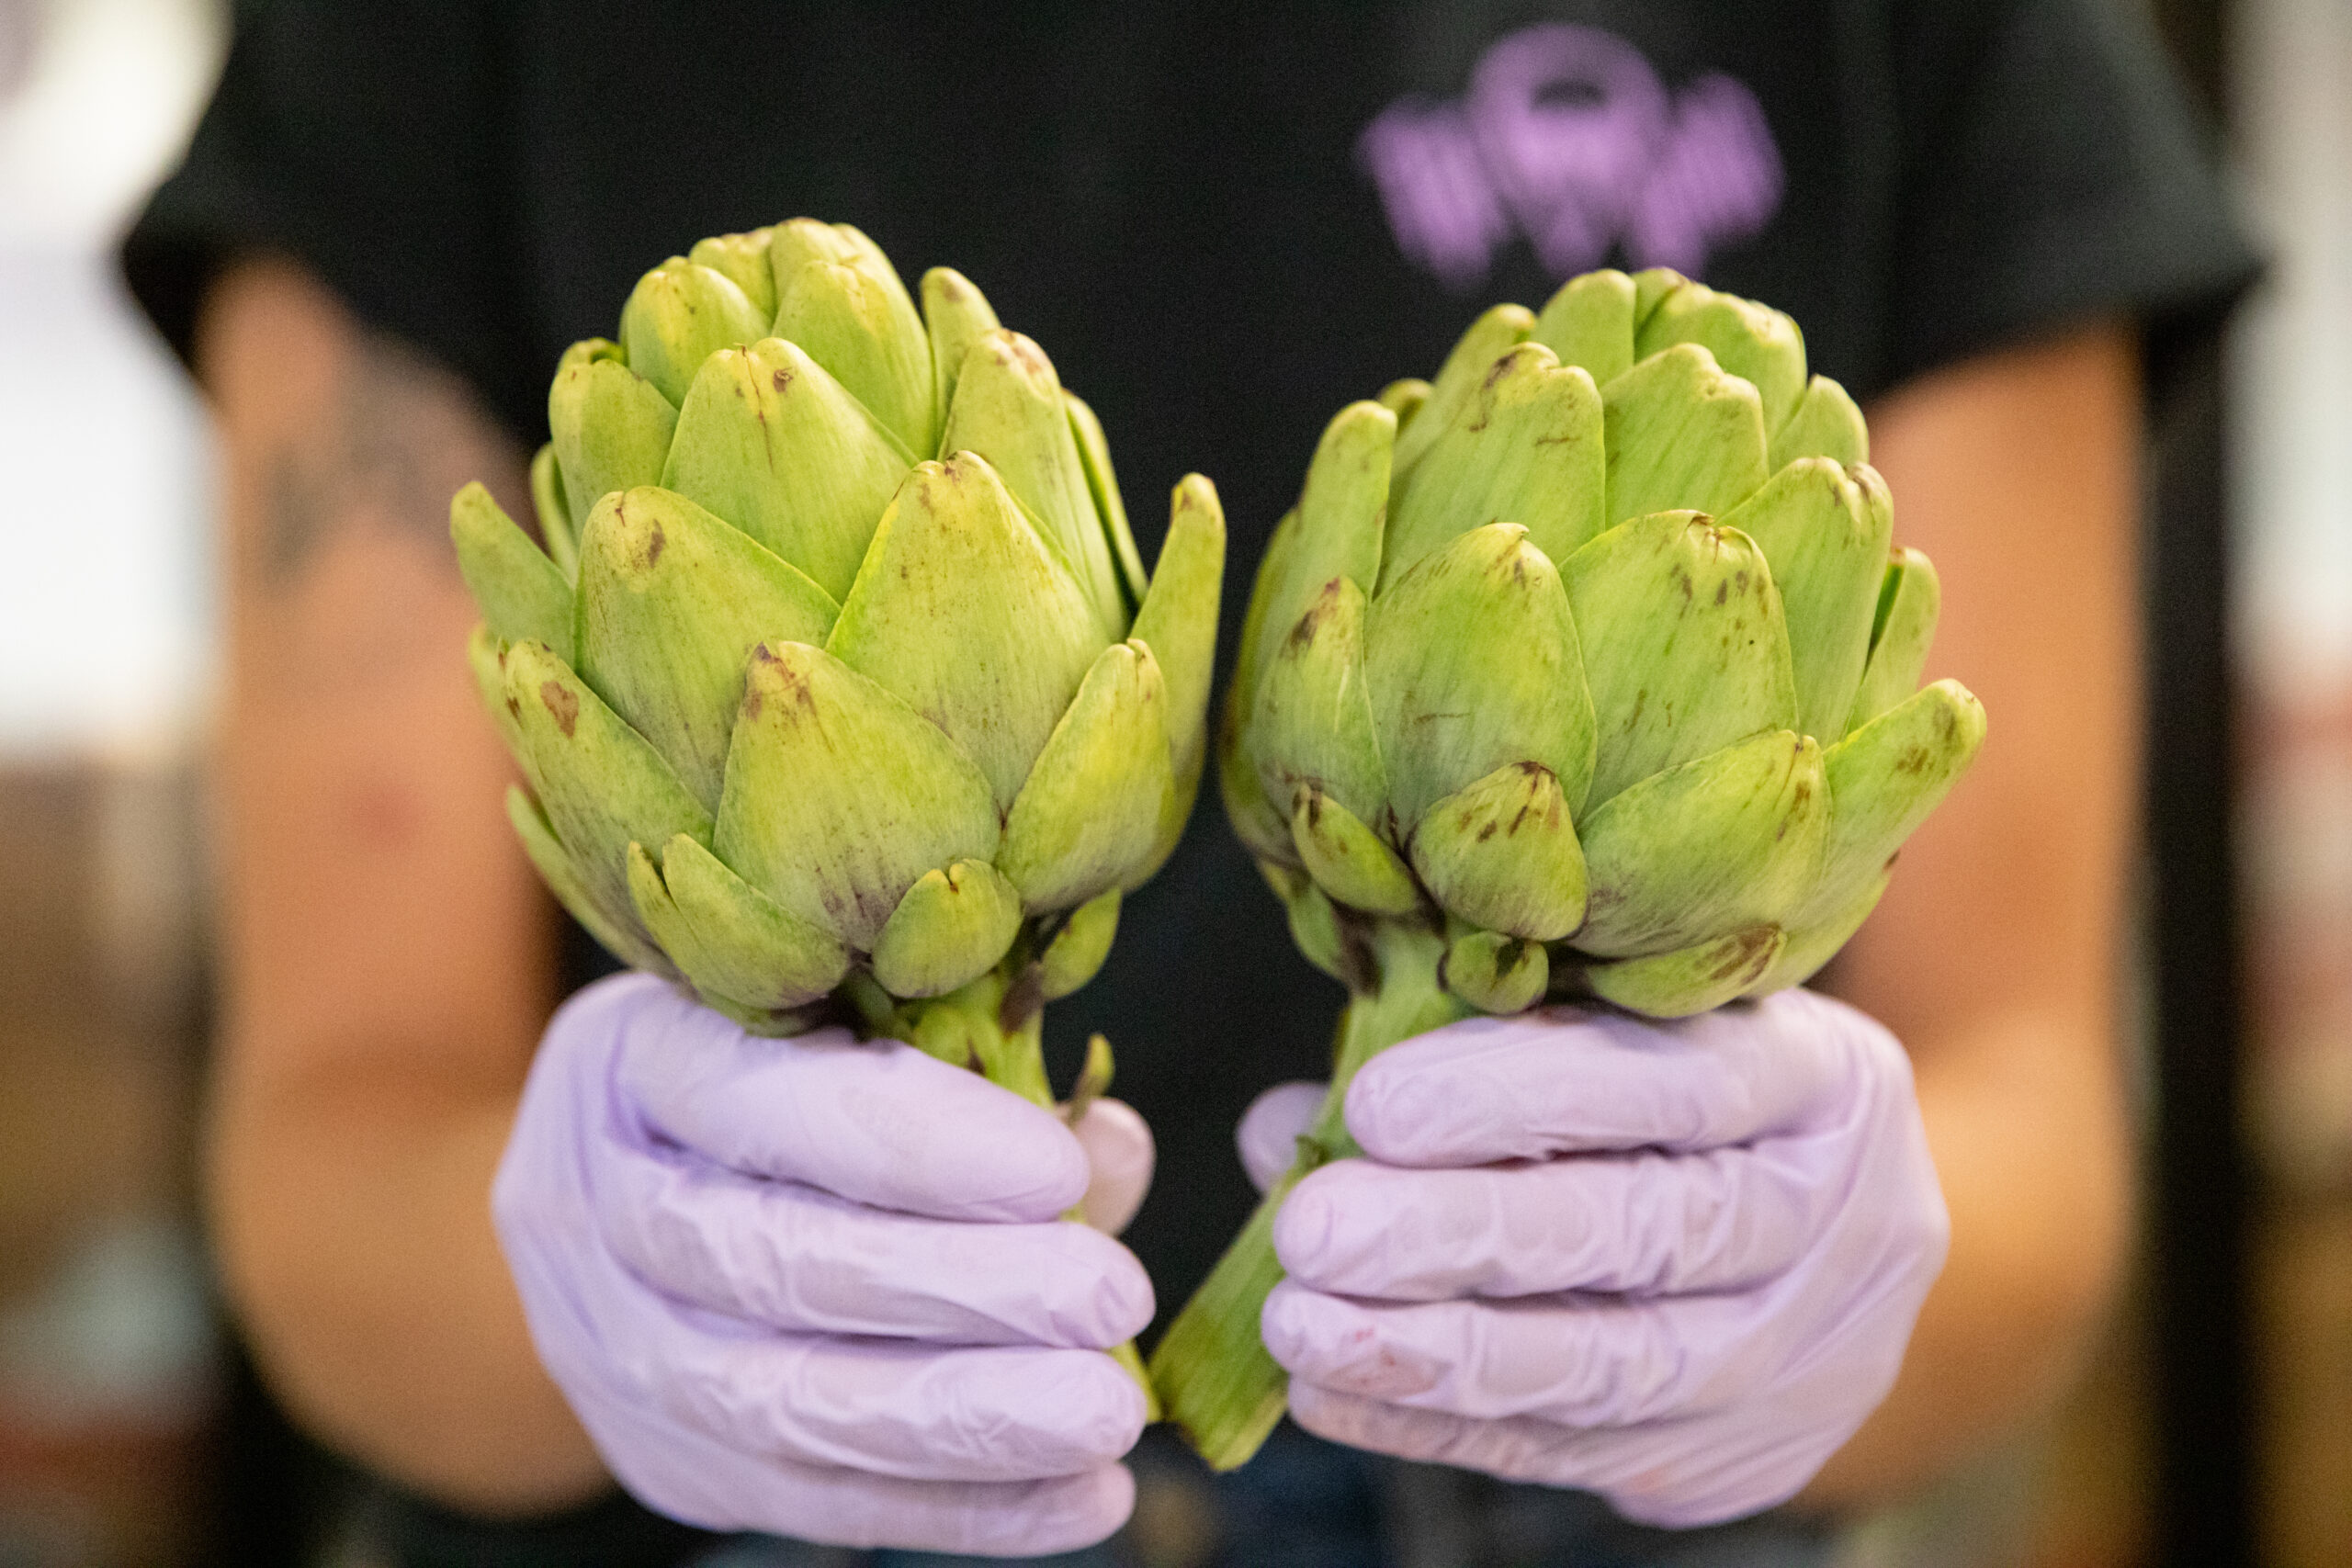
[198, 256, 610, 1514]
[1803, 320, 2142, 1503]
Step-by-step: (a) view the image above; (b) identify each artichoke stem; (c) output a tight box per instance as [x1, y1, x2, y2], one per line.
[897, 942, 1159, 1418]
[1150, 919, 1466, 1466]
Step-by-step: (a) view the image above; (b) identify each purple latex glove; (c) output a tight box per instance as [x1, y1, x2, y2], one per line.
[492, 974, 1155, 1555]
[1239, 988, 1948, 1528]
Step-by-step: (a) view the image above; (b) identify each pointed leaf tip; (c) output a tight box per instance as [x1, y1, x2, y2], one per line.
[662, 336, 912, 602]
[1600, 342, 1770, 526]
[715, 638, 1000, 951]
[450, 482, 573, 661]
[548, 338, 677, 523]
[1367, 521, 1594, 829]
[1384, 342, 1605, 583]
[942, 330, 1126, 640]
[870, 858, 1024, 998]
[572, 486, 837, 813]
[998, 639, 1175, 911]
[619, 258, 770, 408]
[826, 452, 1108, 814]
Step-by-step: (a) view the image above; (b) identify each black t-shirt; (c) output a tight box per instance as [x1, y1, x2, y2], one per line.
[127, 0, 2254, 1559]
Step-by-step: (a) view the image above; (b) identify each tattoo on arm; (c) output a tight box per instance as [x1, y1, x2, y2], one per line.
[259, 333, 504, 592]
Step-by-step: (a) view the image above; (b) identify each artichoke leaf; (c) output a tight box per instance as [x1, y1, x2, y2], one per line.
[1250, 574, 1386, 832]
[548, 339, 677, 522]
[999, 640, 1175, 911]
[502, 637, 713, 948]
[775, 254, 938, 459]
[662, 337, 914, 603]
[1745, 869, 1890, 998]
[1583, 925, 1785, 1018]
[1845, 547, 1942, 735]
[940, 330, 1125, 640]
[1129, 474, 1227, 786]
[1291, 785, 1419, 916]
[921, 266, 1001, 441]
[574, 487, 839, 814]
[1384, 343, 1606, 583]
[1576, 729, 1826, 959]
[1442, 927, 1549, 1015]
[827, 454, 1108, 814]
[870, 859, 1025, 998]
[1039, 888, 1122, 1000]
[528, 444, 578, 580]
[1770, 375, 1869, 470]
[507, 785, 675, 978]
[1066, 389, 1151, 609]
[1409, 761, 1587, 942]
[688, 227, 780, 321]
[1564, 510, 1798, 807]
[450, 482, 572, 662]
[1600, 343, 1770, 526]
[1367, 522, 1594, 829]
[1394, 302, 1535, 474]
[1254, 402, 1392, 680]
[650, 832, 853, 1007]
[1377, 377, 1431, 432]
[619, 258, 770, 408]
[1719, 458, 1893, 740]
[1636, 281, 1808, 434]
[715, 639, 1001, 952]
[1531, 267, 1636, 388]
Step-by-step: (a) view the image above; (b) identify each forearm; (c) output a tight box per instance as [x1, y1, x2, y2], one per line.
[1800, 1004, 2132, 1506]
[1796, 323, 2142, 1506]
[199, 257, 607, 1514]
[210, 1053, 610, 1514]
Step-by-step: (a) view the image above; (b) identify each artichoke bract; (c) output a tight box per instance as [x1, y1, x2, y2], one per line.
[450, 218, 1221, 1180]
[1150, 267, 1984, 1468]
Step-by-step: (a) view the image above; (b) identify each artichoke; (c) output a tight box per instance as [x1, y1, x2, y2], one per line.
[449, 217, 1221, 1148]
[1151, 267, 1984, 1467]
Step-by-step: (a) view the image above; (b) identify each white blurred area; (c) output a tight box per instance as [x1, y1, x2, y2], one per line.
[2230, 0, 2352, 1192]
[0, 0, 225, 759]
[0, 5, 225, 1562]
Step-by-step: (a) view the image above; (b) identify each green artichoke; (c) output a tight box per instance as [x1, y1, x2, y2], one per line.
[449, 218, 1223, 1126]
[1151, 266, 1983, 1467]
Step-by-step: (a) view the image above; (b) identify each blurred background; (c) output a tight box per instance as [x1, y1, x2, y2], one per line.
[0, 0, 2342, 1564]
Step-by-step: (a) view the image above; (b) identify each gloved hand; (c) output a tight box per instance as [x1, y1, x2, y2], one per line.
[492, 973, 1156, 1555]
[1238, 988, 1948, 1528]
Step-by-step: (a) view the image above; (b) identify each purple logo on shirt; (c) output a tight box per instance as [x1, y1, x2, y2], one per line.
[1359, 24, 1783, 288]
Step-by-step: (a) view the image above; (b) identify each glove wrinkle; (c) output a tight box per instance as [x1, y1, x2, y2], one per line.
[493, 974, 1152, 1550]
[1242, 987, 1948, 1529]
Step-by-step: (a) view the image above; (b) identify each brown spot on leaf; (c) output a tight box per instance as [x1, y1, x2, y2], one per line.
[539, 680, 579, 739]
[1714, 581, 1729, 605]
[1287, 581, 1344, 648]
[772, 367, 794, 391]
[1704, 927, 1776, 980]
[646, 525, 666, 568]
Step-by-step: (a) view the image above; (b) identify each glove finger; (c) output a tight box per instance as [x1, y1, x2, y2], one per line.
[1068, 1097, 1154, 1235]
[1273, 1143, 1824, 1300]
[1237, 1080, 1329, 1193]
[581, 1384, 1136, 1552]
[1342, 991, 1876, 1166]
[665, 1328, 1148, 1483]
[599, 1141, 1154, 1347]
[1261, 1280, 1765, 1427]
[1285, 1382, 1814, 1529]
[613, 983, 1088, 1221]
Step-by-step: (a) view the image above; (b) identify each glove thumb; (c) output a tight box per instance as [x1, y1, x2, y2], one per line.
[1236, 1081, 1328, 1193]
